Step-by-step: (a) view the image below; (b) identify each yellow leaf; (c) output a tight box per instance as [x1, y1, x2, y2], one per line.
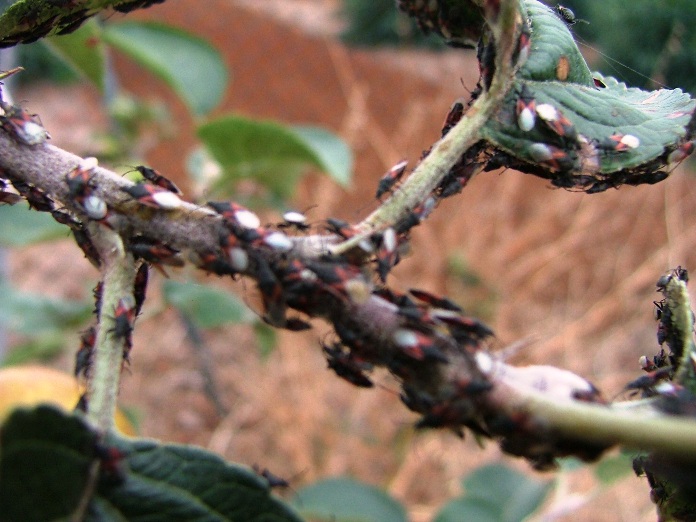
[0, 365, 135, 436]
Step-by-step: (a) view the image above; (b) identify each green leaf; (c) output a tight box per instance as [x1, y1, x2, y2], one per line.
[94, 438, 303, 522]
[435, 497, 500, 522]
[470, 0, 696, 192]
[102, 21, 228, 116]
[162, 280, 255, 329]
[481, 76, 696, 190]
[1, 335, 65, 367]
[293, 476, 407, 522]
[518, 1, 593, 85]
[594, 453, 633, 486]
[492, 75, 695, 168]
[0, 204, 70, 246]
[0, 405, 98, 522]
[44, 18, 106, 91]
[0, 280, 91, 335]
[291, 125, 353, 187]
[0, 405, 303, 522]
[459, 463, 552, 522]
[253, 322, 277, 359]
[198, 115, 352, 199]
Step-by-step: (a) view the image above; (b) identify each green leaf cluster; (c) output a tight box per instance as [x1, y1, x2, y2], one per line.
[0, 405, 303, 522]
[434, 463, 551, 522]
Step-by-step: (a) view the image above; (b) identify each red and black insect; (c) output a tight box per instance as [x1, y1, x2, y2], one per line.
[399, 384, 434, 414]
[207, 201, 263, 240]
[409, 288, 462, 312]
[279, 210, 311, 232]
[304, 260, 364, 300]
[598, 133, 640, 153]
[197, 250, 237, 276]
[281, 259, 323, 312]
[376, 160, 408, 200]
[74, 392, 88, 413]
[134, 165, 182, 195]
[323, 342, 373, 388]
[74, 326, 96, 379]
[572, 383, 604, 403]
[625, 366, 673, 397]
[0, 103, 50, 146]
[111, 297, 136, 338]
[513, 23, 531, 66]
[392, 328, 448, 363]
[477, 35, 496, 91]
[110, 297, 136, 361]
[585, 180, 618, 194]
[251, 464, 302, 493]
[528, 142, 575, 172]
[0, 178, 21, 205]
[129, 236, 183, 269]
[254, 465, 290, 489]
[333, 320, 371, 355]
[439, 175, 468, 199]
[375, 228, 399, 282]
[441, 99, 465, 137]
[65, 157, 98, 198]
[656, 267, 688, 295]
[395, 211, 420, 235]
[551, 173, 596, 190]
[415, 399, 467, 437]
[94, 443, 127, 484]
[93, 280, 103, 318]
[72, 228, 101, 268]
[640, 348, 672, 373]
[11, 180, 54, 212]
[516, 84, 536, 132]
[283, 317, 312, 331]
[256, 257, 287, 327]
[82, 195, 108, 221]
[374, 287, 417, 309]
[438, 314, 494, 343]
[261, 230, 294, 252]
[438, 157, 479, 198]
[51, 209, 81, 231]
[535, 103, 577, 141]
[396, 197, 437, 234]
[122, 182, 183, 210]
[133, 263, 149, 317]
[324, 217, 356, 239]
[65, 158, 110, 222]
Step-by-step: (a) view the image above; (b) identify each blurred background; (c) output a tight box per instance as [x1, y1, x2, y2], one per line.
[2, 0, 696, 520]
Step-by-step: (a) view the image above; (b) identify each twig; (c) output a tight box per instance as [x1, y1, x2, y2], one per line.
[330, 0, 523, 255]
[85, 224, 135, 431]
[179, 311, 229, 418]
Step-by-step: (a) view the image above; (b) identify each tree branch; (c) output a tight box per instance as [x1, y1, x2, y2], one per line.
[3, 130, 696, 469]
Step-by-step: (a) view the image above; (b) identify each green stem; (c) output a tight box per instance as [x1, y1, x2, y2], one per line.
[331, 0, 522, 255]
[85, 225, 134, 431]
[523, 391, 696, 458]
